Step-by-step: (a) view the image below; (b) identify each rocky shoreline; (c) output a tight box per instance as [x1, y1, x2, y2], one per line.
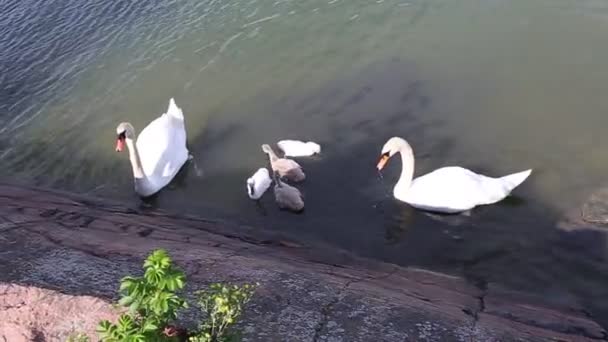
[0, 183, 606, 341]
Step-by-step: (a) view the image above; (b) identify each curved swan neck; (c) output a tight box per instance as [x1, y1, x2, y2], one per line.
[395, 141, 415, 192]
[125, 138, 146, 180]
[266, 149, 278, 162]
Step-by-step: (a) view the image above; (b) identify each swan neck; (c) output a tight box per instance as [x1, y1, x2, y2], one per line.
[267, 149, 278, 162]
[125, 138, 146, 179]
[396, 143, 414, 191]
[273, 175, 282, 187]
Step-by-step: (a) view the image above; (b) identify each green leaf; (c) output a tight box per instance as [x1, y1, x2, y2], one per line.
[141, 320, 158, 332]
[117, 314, 133, 331]
[120, 277, 136, 290]
[133, 334, 146, 342]
[119, 295, 133, 307]
[161, 297, 169, 313]
[166, 278, 176, 291]
[98, 249, 192, 341]
[129, 300, 140, 315]
[97, 320, 112, 334]
[175, 276, 185, 289]
[145, 249, 171, 269]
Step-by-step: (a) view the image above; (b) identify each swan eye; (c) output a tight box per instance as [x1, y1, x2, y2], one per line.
[117, 131, 126, 140]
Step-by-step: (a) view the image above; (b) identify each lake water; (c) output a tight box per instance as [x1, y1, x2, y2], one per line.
[3, 0, 608, 327]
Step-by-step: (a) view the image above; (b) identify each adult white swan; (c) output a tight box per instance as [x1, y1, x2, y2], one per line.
[376, 137, 532, 214]
[115, 98, 189, 197]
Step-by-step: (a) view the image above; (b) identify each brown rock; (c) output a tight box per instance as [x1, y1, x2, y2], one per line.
[559, 187, 608, 231]
[582, 188, 608, 225]
[0, 283, 119, 341]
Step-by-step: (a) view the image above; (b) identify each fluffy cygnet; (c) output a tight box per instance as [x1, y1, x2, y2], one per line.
[261, 144, 306, 182]
[277, 139, 321, 157]
[272, 171, 304, 212]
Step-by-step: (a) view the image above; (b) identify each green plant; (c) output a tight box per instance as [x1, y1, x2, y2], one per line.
[97, 249, 187, 342]
[189, 283, 257, 342]
[66, 332, 90, 342]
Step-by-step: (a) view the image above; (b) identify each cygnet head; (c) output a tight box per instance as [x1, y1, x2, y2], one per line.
[377, 137, 410, 171]
[115, 122, 135, 152]
[306, 142, 321, 154]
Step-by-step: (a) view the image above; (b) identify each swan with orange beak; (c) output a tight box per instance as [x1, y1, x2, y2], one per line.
[376, 137, 532, 214]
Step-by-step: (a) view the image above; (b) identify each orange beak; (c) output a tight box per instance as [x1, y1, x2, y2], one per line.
[115, 138, 125, 152]
[376, 155, 389, 171]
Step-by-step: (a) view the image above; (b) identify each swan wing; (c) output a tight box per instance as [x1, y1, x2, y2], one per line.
[249, 168, 272, 199]
[402, 166, 525, 213]
[136, 99, 188, 190]
[254, 176, 272, 197]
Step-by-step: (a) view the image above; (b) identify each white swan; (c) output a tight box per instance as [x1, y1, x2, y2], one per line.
[277, 139, 321, 157]
[247, 168, 272, 200]
[376, 137, 532, 214]
[115, 98, 189, 197]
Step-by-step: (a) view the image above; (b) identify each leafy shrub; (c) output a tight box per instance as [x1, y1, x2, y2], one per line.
[97, 249, 187, 341]
[95, 249, 257, 342]
[188, 283, 257, 342]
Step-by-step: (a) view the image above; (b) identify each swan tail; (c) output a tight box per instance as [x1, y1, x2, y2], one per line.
[477, 169, 531, 206]
[167, 98, 184, 120]
[499, 169, 532, 193]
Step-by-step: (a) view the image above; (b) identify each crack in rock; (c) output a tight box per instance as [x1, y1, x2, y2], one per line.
[311, 291, 341, 342]
[468, 289, 487, 342]
[459, 280, 487, 342]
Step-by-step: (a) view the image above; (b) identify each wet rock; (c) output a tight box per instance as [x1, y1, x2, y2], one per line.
[581, 188, 608, 225]
[0, 183, 605, 341]
[559, 187, 608, 231]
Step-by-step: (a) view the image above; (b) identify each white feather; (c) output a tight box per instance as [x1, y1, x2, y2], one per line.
[401, 167, 532, 213]
[379, 137, 532, 214]
[246, 168, 272, 200]
[277, 140, 321, 157]
[117, 98, 189, 197]
[136, 98, 188, 181]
